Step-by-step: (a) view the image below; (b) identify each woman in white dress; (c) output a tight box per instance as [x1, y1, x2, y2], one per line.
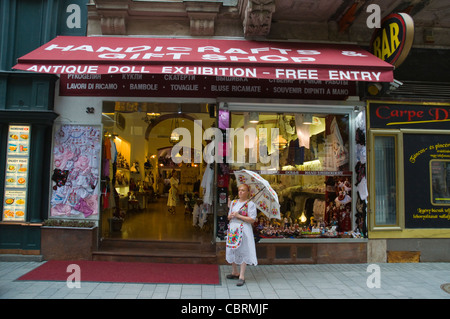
[226, 184, 257, 286]
[167, 171, 179, 214]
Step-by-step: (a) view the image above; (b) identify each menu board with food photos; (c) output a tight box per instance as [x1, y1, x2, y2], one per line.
[3, 125, 30, 221]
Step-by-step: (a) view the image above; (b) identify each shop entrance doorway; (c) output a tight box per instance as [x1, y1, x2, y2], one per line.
[100, 102, 215, 244]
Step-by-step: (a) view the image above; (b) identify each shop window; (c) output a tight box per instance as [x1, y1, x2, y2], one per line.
[430, 160, 450, 205]
[403, 132, 450, 229]
[227, 112, 353, 239]
[369, 132, 401, 228]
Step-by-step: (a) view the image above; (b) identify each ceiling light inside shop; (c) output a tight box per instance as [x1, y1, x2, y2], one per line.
[303, 114, 313, 125]
[249, 112, 259, 123]
[170, 132, 180, 144]
[170, 118, 181, 144]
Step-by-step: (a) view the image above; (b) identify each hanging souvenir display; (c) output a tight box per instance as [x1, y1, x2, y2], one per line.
[50, 125, 101, 219]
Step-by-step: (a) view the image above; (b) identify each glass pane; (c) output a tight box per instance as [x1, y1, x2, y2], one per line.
[374, 136, 397, 225]
[227, 111, 352, 238]
[228, 112, 349, 172]
[430, 160, 450, 205]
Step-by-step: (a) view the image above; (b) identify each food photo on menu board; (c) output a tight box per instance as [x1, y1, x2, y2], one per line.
[3, 190, 26, 221]
[8, 126, 30, 155]
[5, 158, 28, 187]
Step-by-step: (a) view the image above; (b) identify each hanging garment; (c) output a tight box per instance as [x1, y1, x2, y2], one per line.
[355, 162, 366, 186]
[355, 144, 366, 164]
[218, 109, 229, 130]
[355, 128, 366, 146]
[284, 115, 296, 135]
[355, 110, 366, 132]
[329, 117, 349, 168]
[287, 139, 305, 165]
[102, 184, 110, 210]
[217, 175, 229, 188]
[104, 138, 111, 160]
[356, 177, 368, 201]
[201, 165, 214, 205]
[294, 114, 310, 149]
[110, 139, 117, 163]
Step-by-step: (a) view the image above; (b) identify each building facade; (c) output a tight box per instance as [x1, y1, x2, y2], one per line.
[2, 0, 450, 263]
[0, 0, 88, 256]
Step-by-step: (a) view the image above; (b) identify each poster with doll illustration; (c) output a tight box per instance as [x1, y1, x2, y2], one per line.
[50, 125, 101, 219]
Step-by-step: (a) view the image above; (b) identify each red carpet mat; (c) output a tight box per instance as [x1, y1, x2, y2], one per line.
[17, 260, 220, 285]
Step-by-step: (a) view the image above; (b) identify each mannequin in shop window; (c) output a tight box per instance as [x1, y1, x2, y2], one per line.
[167, 170, 179, 214]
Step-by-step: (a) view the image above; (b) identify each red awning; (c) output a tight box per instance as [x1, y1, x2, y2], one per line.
[14, 36, 393, 82]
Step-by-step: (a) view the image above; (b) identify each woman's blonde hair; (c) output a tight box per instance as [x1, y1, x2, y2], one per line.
[238, 183, 251, 192]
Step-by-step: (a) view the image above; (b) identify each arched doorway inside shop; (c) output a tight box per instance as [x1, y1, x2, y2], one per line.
[100, 102, 215, 244]
[144, 113, 207, 140]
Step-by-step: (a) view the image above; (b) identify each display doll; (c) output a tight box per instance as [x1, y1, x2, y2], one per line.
[335, 190, 351, 206]
[283, 211, 293, 228]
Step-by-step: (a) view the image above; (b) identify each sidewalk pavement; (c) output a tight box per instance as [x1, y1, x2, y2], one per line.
[0, 261, 449, 299]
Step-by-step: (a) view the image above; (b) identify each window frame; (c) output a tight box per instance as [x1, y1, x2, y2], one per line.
[368, 129, 404, 231]
[430, 159, 450, 206]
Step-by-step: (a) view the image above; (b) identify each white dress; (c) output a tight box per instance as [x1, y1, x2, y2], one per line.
[226, 200, 258, 266]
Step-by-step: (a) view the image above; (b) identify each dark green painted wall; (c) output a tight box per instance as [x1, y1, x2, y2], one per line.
[0, 0, 87, 251]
